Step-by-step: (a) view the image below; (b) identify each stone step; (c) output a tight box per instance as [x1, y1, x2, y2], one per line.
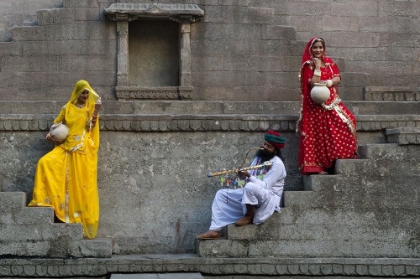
[0, 220, 113, 258]
[197, 203, 419, 258]
[74, 238, 113, 258]
[13, 207, 54, 224]
[196, 238, 248, 258]
[358, 143, 420, 159]
[111, 273, 205, 279]
[334, 158, 419, 176]
[0, 191, 112, 258]
[0, 192, 26, 208]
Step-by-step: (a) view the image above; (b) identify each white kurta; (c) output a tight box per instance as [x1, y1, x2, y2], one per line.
[209, 155, 286, 231]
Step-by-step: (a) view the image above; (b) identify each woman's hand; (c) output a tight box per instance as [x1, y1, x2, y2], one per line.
[313, 58, 322, 68]
[46, 133, 64, 144]
[94, 97, 102, 114]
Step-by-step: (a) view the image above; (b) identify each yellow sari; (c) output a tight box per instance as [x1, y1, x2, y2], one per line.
[29, 80, 100, 239]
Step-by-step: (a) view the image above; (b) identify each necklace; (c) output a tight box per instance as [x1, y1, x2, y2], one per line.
[75, 103, 85, 108]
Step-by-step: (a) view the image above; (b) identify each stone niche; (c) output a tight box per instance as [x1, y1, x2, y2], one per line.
[104, 3, 204, 100]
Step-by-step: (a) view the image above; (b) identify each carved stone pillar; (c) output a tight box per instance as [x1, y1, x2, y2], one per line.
[116, 21, 129, 86]
[180, 23, 191, 87]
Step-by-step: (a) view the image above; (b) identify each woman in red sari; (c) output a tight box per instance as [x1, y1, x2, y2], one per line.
[297, 37, 357, 175]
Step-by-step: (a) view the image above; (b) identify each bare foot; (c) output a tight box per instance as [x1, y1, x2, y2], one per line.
[235, 216, 253, 226]
[196, 230, 220, 240]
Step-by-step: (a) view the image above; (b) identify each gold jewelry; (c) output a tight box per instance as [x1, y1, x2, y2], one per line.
[314, 69, 321, 77]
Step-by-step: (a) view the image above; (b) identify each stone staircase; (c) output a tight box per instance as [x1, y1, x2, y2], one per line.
[0, 192, 112, 258]
[197, 138, 420, 258]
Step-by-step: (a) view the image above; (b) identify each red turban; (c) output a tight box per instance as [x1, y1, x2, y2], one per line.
[264, 130, 286, 150]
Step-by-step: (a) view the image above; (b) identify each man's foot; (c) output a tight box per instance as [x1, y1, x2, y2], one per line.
[196, 230, 220, 240]
[235, 216, 253, 226]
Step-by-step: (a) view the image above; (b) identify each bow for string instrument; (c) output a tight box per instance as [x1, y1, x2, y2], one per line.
[207, 147, 272, 177]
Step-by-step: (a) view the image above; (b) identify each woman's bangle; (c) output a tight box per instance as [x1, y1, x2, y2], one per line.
[313, 69, 321, 77]
[326, 79, 333, 87]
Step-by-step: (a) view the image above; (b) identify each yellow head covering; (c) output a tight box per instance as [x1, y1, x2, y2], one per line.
[69, 80, 99, 104]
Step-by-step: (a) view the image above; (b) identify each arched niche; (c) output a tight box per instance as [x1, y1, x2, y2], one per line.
[104, 3, 204, 100]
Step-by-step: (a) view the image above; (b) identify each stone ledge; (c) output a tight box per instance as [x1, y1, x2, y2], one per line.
[0, 114, 419, 132]
[104, 3, 204, 23]
[0, 255, 418, 277]
[364, 86, 420, 101]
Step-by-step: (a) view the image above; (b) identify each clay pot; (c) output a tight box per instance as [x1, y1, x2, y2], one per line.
[310, 83, 330, 104]
[50, 123, 69, 141]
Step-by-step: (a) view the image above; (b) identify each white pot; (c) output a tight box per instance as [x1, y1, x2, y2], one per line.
[50, 124, 69, 141]
[310, 83, 330, 104]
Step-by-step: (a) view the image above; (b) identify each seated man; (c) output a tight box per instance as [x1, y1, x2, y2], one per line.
[196, 130, 287, 240]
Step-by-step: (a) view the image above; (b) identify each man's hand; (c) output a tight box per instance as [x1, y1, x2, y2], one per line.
[238, 170, 250, 180]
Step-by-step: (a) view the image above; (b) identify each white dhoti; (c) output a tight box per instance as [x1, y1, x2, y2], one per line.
[209, 183, 282, 231]
[208, 155, 286, 231]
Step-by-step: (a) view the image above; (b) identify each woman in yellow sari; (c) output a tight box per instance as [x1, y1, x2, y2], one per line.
[29, 80, 102, 239]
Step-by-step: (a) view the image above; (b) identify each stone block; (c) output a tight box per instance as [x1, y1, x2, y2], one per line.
[37, 9, 74, 25]
[339, 87, 364, 101]
[358, 143, 416, 159]
[331, 0, 378, 17]
[193, 23, 264, 41]
[21, 39, 115, 56]
[340, 72, 368, 88]
[240, 7, 273, 24]
[0, 42, 21, 56]
[359, 16, 399, 33]
[63, 0, 99, 8]
[379, 1, 420, 17]
[191, 56, 224, 71]
[70, 238, 113, 258]
[0, 192, 26, 209]
[73, 8, 101, 21]
[262, 25, 295, 41]
[197, 239, 248, 258]
[44, 21, 116, 40]
[14, 207, 54, 224]
[12, 26, 46, 41]
[329, 32, 380, 48]
[247, 238, 419, 258]
[323, 16, 359, 32]
[290, 15, 323, 33]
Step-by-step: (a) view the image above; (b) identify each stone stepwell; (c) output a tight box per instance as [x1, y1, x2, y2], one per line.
[197, 141, 420, 258]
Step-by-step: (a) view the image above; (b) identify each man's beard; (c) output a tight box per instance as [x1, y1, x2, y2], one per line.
[256, 148, 276, 162]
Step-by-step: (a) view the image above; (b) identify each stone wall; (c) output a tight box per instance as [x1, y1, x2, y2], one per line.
[1, 0, 420, 101]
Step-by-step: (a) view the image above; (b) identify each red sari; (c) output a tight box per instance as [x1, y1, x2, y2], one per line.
[297, 37, 357, 174]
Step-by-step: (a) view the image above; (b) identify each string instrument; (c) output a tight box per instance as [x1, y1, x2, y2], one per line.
[207, 161, 272, 177]
[207, 147, 270, 178]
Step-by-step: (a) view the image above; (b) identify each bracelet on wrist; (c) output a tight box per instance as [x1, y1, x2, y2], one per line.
[313, 69, 321, 77]
[326, 79, 333, 87]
